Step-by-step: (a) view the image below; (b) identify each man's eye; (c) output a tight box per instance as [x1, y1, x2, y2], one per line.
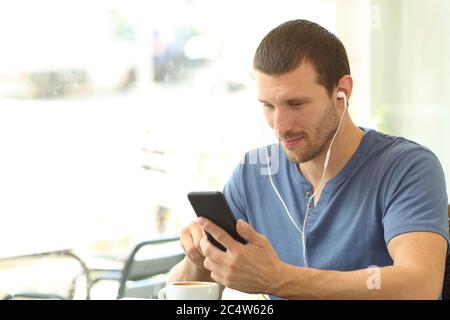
[263, 104, 274, 109]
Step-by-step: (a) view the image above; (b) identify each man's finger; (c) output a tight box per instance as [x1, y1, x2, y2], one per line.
[191, 221, 205, 252]
[180, 229, 202, 261]
[236, 219, 267, 246]
[203, 256, 225, 274]
[198, 218, 237, 251]
[200, 235, 227, 263]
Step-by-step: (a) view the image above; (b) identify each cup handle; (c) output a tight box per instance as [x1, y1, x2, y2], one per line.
[158, 288, 168, 300]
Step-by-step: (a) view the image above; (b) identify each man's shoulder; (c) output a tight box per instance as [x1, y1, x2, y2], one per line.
[366, 129, 437, 164]
[363, 130, 443, 185]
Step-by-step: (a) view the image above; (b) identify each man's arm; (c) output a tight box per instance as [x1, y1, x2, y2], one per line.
[272, 232, 447, 299]
[199, 219, 447, 299]
[167, 256, 213, 282]
[167, 256, 226, 298]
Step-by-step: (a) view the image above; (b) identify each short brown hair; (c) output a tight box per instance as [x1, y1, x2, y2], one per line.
[253, 19, 350, 96]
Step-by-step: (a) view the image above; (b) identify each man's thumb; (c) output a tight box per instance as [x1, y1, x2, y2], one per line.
[236, 219, 263, 245]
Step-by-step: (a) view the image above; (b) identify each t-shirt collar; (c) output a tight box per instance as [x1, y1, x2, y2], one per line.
[287, 127, 374, 186]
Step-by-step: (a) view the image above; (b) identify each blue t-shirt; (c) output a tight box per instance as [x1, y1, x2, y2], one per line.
[223, 128, 449, 299]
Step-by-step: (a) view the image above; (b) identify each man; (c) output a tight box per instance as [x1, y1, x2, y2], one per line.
[168, 19, 449, 299]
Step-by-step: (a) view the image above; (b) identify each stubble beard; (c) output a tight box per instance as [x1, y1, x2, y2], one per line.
[281, 102, 340, 164]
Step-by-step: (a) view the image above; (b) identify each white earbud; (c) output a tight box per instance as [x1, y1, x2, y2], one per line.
[337, 91, 347, 112]
[337, 91, 346, 100]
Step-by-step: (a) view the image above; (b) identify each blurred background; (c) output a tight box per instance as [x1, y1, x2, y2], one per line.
[0, 0, 449, 299]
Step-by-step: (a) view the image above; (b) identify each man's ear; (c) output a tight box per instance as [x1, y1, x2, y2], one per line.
[337, 75, 353, 103]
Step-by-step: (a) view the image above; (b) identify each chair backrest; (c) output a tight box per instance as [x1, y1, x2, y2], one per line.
[117, 237, 184, 299]
[443, 205, 450, 300]
[1, 250, 90, 300]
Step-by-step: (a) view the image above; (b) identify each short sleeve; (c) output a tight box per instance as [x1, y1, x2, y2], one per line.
[223, 154, 248, 222]
[382, 149, 449, 248]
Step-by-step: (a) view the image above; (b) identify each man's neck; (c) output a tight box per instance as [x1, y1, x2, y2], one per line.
[298, 119, 365, 194]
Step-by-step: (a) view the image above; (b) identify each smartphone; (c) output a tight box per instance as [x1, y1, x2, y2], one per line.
[187, 191, 248, 251]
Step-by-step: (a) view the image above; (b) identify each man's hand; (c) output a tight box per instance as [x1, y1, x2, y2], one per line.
[199, 217, 284, 294]
[168, 220, 223, 292]
[179, 220, 207, 269]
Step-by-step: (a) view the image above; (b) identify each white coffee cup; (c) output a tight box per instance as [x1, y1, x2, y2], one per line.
[158, 281, 220, 300]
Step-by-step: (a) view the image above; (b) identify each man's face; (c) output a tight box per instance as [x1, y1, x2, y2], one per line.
[256, 62, 340, 163]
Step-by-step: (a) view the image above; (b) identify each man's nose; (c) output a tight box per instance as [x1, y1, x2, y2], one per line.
[272, 108, 294, 136]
